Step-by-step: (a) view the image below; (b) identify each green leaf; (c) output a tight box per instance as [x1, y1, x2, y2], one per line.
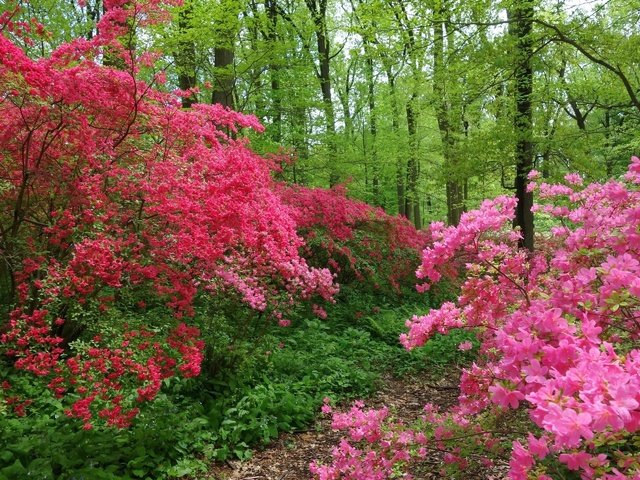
[1, 459, 26, 477]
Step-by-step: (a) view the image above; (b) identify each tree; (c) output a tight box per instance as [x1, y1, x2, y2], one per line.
[211, 0, 240, 108]
[304, 0, 339, 185]
[387, 0, 423, 229]
[175, 0, 198, 108]
[433, 0, 465, 226]
[509, 0, 535, 250]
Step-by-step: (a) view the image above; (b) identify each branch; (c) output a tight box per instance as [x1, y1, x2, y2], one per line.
[534, 19, 640, 112]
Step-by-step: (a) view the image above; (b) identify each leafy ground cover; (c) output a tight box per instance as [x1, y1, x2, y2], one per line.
[0, 286, 475, 480]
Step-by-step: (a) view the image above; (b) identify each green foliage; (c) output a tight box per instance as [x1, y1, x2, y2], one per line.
[0, 366, 212, 479]
[0, 252, 477, 479]
[203, 381, 316, 460]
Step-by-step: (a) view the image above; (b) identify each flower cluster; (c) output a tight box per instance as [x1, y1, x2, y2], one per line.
[310, 400, 426, 480]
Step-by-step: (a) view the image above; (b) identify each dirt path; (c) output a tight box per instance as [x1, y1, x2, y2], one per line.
[205, 372, 506, 480]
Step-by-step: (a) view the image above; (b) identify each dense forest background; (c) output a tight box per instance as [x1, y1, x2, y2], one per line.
[8, 0, 640, 229]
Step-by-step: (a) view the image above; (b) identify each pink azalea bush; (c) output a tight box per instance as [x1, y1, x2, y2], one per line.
[312, 158, 640, 479]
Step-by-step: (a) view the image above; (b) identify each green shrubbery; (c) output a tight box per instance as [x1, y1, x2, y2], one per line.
[1, 283, 479, 479]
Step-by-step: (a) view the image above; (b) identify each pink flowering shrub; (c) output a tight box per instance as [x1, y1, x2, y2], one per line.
[280, 185, 428, 295]
[311, 400, 427, 480]
[313, 158, 640, 479]
[0, 0, 335, 427]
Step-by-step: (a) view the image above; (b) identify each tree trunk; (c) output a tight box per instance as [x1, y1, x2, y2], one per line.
[433, 0, 464, 226]
[266, 0, 282, 143]
[406, 98, 421, 229]
[384, 64, 405, 217]
[292, 105, 309, 184]
[212, 47, 235, 108]
[365, 44, 380, 206]
[389, 0, 420, 227]
[509, 0, 535, 251]
[306, 0, 338, 186]
[176, 2, 198, 108]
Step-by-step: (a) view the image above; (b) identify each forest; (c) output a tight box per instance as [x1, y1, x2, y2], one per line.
[0, 0, 639, 479]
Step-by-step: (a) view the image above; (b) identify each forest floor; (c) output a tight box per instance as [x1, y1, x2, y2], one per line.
[206, 370, 510, 480]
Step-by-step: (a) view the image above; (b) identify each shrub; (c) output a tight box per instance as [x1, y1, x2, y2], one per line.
[313, 158, 640, 479]
[0, 0, 335, 428]
[280, 185, 428, 296]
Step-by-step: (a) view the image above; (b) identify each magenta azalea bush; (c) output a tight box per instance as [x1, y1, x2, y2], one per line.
[0, 0, 335, 428]
[280, 185, 428, 294]
[312, 158, 640, 479]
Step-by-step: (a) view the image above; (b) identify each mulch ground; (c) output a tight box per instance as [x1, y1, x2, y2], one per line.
[204, 370, 510, 480]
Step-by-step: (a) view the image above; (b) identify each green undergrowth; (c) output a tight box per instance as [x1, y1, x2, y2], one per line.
[0, 284, 477, 479]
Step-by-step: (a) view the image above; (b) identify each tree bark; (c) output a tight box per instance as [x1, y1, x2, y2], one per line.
[406, 98, 422, 229]
[384, 62, 405, 217]
[389, 0, 421, 228]
[364, 42, 380, 205]
[212, 47, 235, 108]
[266, 0, 283, 142]
[305, 0, 338, 186]
[433, 0, 464, 226]
[510, 0, 535, 251]
[176, 2, 198, 108]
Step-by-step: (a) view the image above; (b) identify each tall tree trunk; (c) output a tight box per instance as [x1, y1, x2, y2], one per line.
[176, 2, 198, 108]
[365, 43, 380, 205]
[210, 0, 239, 109]
[212, 47, 235, 108]
[509, 0, 535, 251]
[266, 0, 282, 143]
[292, 105, 309, 184]
[354, 0, 380, 204]
[433, 0, 463, 226]
[406, 97, 421, 229]
[338, 73, 354, 141]
[384, 63, 405, 217]
[389, 0, 421, 227]
[305, 0, 338, 186]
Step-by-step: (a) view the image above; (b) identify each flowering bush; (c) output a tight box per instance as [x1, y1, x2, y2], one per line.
[280, 185, 428, 295]
[313, 158, 640, 479]
[0, 0, 335, 427]
[311, 399, 428, 480]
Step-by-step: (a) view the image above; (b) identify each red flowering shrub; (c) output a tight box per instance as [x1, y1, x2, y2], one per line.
[313, 159, 640, 479]
[0, 0, 334, 427]
[280, 185, 428, 295]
